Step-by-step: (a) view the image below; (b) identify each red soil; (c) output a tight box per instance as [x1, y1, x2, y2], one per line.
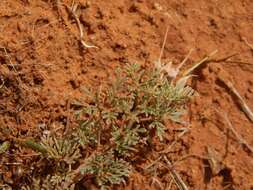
[1, 0, 253, 189]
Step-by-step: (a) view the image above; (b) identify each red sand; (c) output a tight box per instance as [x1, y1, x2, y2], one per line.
[1, 0, 253, 189]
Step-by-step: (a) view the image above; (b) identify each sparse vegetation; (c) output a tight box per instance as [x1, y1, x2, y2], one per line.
[18, 63, 194, 189]
[1, 1, 252, 189]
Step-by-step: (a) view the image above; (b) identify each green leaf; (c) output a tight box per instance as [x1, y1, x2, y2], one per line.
[0, 141, 10, 154]
[80, 151, 131, 188]
[149, 121, 166, 141]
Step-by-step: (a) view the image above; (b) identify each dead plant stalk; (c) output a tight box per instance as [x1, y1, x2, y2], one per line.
[217, 111, 253, 154]
[164, 156, 189, 190]
[183, 49, 253, 123]
[64, 3, 98, 49]
[218, 77, 253, 123]
[242, 37, 253, 50]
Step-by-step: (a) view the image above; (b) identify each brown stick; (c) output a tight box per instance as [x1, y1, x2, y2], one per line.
[218, 76, 253, 123]
[63, 3, 98, 49]
[0, 47, 29, 91]
[242, 37, 253, 50]
[183, 50, 218, 76]
[218, 111, 253, 154]
[164, 156, 189, 190]
[0, 77, 4, 89]
[181, 49, 253, 123]
[160, 128, 189, 154]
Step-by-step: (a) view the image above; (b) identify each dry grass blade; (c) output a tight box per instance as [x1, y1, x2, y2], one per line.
[183, 50, 218, 76]
[158, 26, 169, 66]
[164, 156, 189, 190]
[177, 48, 194, 72]
[145, 156, 163, 170]
[64, 3, 98, 49]
[216, 110, 253, 154]
[206, 147, 225, 175]
[172, 154, 208, 167]
[165, 179, 173, 190]
[155, 27, 194, 78]
[151, 177, 164, 190]
[218, 76, 253, 123]
[160, 128, 189, 154]
[242, 37, 253, 50]
[164, 49, 194, 79]
[0, 47, 30, 92]
[0, 47, 18, 73]
[64, 98, 71, 135]
[180, 48, 253, 122]
[0, 77, 4, 89]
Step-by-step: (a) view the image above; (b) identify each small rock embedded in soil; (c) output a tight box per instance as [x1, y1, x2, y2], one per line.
[69, 79, 80, 89]
[153, 3, 163, 11]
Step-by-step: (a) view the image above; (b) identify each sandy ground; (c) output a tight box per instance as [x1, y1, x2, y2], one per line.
[1, 0, 253, 189]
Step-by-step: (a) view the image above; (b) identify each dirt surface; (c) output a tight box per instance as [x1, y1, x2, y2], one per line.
[1, 0, 253, 189]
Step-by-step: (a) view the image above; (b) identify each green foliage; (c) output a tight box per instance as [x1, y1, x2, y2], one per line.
[149, 121, 165, 141]
[21, 63, 194, 189]
[75, 120, 98, 147]
[77, 63, 194, 147]
[40, 133, 81, 165]
[80, 151, 131, 190]
[111, 124, 147, 156]
[21, 173, 75, 190]
[0, 141, 10, 154]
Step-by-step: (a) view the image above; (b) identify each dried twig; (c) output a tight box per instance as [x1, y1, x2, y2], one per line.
[165, 179, 173, 190]
[160, 128, 189, 154]
[158, 26, 169, 66]
[145, 156, 163, 170]
[218, 76, 253, 123]
[164, 48, 194, 79]
[183, 50, 218, 76]
[0, 77, 4, 89]
[209, 53, 237, 63]
[180, 49, 253, 122]
[224, 60, 253, 66]
[151, 176, 164, 190]
[63, 3, 98, 49]
[164, 156, 189, 190]
[242, 37, 253, 50]
[64, 98, 71, 136]
[156, 27, 194, 78]
[217, 111, 253, 154]
[206, 146, 225, 175]
[145, 128, 190, 189]
[0, 47, 29, 91]
[172, 154, 208, 167]
[177, 48, 194, 73]
[1, 47, 18, 72]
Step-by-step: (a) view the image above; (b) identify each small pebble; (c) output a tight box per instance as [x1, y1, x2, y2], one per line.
[153, 3, 163, 11]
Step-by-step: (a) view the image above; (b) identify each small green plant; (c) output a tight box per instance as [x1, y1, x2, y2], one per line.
[21, 173, 75, 190]
[0, 141, 10, 154]
[39, 133, 81, 165]
[20, 63, 194, 189]
[80, 151, 131, 190]
[77, 63, 194, 148]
